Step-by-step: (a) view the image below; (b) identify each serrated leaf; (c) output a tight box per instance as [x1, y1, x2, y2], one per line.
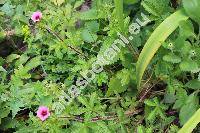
[179, 60, 199, 72]
[86, 21, 99, 33]
[78, 96, 89, 107]
[155, 61, 172, 79]
[173, 89, 188, 109]
[15, 54, 29, 67]
[179, 93, 198, 126]
[163, 53, 181, 63]
[180, 41, 191, 55]
[141, 0, 170, 16]
[6, 54, 20, 63]
[107, 76, 127, 97]
[116, 69, 131, 86]
[79, 9, 99, 20]
[9, 100, 25, 118]
[0, 2, 14, 16]
[185, 79, 200, 90]
[24, 56, 41, 71]
[14, 65, 31, 79]
[81, 29, 97, 43]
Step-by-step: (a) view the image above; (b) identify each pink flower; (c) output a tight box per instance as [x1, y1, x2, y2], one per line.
[36, 106, 50, 121]
[31, 11, 42, 22]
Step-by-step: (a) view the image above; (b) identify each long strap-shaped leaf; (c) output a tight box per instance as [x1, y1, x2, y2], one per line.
[136, 9, 189, 89]
[178, 108, 200, 133]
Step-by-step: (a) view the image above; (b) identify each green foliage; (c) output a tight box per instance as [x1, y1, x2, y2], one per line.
[163, 53, 181, 64]
[107, 69, 133, 96]
[136, 9, 189, 89]
[141, 0, 170, 16]
[179, 60, 199, 72]
[183, 0, 200, 24]
[124, 0, 139, 5]
[144, 97, 168, 122]
[51, 0, 65, 6]
[114, 0, 123, 30]
[0, 0, 200, 132]
[0, 31, 5, 42]
[179, 93, 198, 125]
[179, 108, 200, 133]
[185, 79, 200, 90]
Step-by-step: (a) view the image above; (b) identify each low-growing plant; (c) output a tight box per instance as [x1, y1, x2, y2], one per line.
[0, 0, 199, 132]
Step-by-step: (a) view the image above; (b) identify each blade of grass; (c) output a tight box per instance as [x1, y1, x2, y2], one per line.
[178, 108, 200, 133]
[136, 9, 189, 90]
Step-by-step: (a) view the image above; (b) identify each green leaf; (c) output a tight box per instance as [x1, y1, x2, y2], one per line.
[144, 99, 156, 106]
[107, 74, 128, 97]
[185, 79, 200, 90]
[164, 93, 176, 104]
[86, 21, 99, 33]
[0, 107, 10, 120]
[179, 93, 198, 126]
[81, 29, 97, 43]
[78, 96, 89, 107]
[79, 9, 100, 20]
[178, 108, 200, 133]
[163, 53, 181, 63]
[179, 60, 199, 72]
[24, 56, 41, 71]
[141, 0, 170, 16]
[179, 41, 192, 55]
[14, 65, 31, 79]
[116, 69, 131, 86]
[179, 20, 194, 38]
[136, 9, 189, 89]
[6, 54, 20, 63]
[183, 0, 200, 24]
[9, 100, 25, 118]
[15, 54, 29, 67]
[0, 2, 14, 16]
[74, 1, 84, 9]
[0, 66, 6, 72]
[155, 61, 172, 79]
[137, 125, 145, 133]
[173, 89, 188, 109]
[51, 0, 65, 6]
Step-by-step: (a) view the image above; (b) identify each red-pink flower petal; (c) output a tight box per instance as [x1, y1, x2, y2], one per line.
[31, 11, 42, 22]
[36, 106, 50, 121]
